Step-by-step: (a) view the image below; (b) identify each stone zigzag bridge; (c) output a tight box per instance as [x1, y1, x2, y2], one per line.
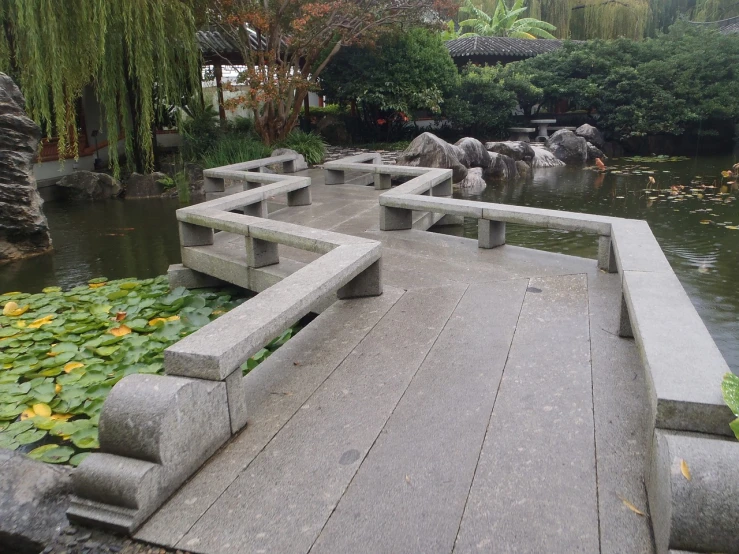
[67, 152, 739, 554]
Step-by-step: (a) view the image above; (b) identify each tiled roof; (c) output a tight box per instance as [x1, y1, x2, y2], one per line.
[196, 28, 267, 56]
[690, 15, 739, 34]
[445, 36, 567, 59]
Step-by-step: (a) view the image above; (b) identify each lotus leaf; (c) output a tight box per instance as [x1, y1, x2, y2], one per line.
[28, 444, 74, 464]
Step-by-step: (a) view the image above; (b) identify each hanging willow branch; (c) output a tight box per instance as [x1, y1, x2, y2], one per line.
[0, 0, 200, 175]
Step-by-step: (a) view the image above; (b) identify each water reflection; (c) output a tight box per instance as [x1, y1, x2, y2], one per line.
[450, 155, 739, 372]
[0, 198, 182, 293]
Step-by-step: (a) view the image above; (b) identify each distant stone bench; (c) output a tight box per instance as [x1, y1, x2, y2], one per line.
[508, 127, 535, 141]
[548, 126, 577, 132]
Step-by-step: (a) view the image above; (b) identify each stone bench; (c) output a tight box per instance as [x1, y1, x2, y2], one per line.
[68, 159, 383, 534]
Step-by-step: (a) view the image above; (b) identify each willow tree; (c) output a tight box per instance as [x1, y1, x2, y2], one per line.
[0, 0, 201, 174]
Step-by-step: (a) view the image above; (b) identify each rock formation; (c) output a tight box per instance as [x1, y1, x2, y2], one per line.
[486, 141, 535, 164]
[58, 171, 122, 200]
[546, 129, 588, 165]
[0, 73, 52, 263]
[575, 124, 605, 150]
[396, 132, 467, 182]
[454, 137, 491, 168]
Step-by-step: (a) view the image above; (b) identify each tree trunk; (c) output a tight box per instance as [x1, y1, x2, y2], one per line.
[214, 63, 227, 123]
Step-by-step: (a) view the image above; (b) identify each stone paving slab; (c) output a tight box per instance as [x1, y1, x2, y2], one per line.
[454, 274, 599, 553]
[173, 285, 467, 553]
[587, 272, 653, 553]
[311, 279, 528, 554]
[136, 287, 406, 545]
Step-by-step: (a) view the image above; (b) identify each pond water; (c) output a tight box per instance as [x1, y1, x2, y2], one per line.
[2, 153, 737, 371]
[0, 197, 182, 294]
[444, 154, 739, 372]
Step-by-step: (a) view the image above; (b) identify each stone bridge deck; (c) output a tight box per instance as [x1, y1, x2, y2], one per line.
[134, 169, 653, 553]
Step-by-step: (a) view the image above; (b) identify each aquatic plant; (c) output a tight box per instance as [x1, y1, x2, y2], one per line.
[0, 276, 296, 464]
[722, 372, 739, 439]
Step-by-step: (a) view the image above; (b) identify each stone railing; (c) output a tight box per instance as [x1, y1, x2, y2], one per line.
[324, 158, 739, 554]
[68, 159, 382, 533]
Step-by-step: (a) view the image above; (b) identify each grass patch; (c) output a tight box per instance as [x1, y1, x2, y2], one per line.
[0, 276, 300, 464]
[275, 130, 327, 165]
[201, 136, 272, 169]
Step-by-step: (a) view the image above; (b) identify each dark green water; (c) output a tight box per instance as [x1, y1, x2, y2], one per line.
[447, 154, 739, 372]
[0, 197, 182, 293]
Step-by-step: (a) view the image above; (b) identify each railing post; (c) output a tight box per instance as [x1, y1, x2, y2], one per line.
[282, 159, 296, 174]
[337, 259, 383, 299]
[380, 206, 412, 231]
[431, 177, 453, 198]
[243, 201, 268, 218]
[179, 222, 214, 247]
[598, 235, 617, 273]
[203, 175, 225, 193]
[246, 237, 279, 268]
[287, 186, 311, 206]
[618, 293, 633, 338]
[478, 219, 505, 248]
[374, 173, 392, 190]
[325, 169, 345, 185]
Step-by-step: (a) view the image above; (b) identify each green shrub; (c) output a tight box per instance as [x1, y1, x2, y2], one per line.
[275, 130, 327, 165]
[201, 136, 271, 169]
[301, 104, 345, 117]
[179, 103, 221, 162]
[227, 116, 257, 137]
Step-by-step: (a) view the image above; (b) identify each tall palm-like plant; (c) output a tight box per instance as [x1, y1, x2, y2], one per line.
[459, 0, 557, 39]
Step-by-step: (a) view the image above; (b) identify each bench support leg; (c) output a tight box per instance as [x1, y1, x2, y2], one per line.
[432, 178, 453, 197]
[598, 235, 617, 273]
[246, 237, 279, 268]
[243, 200, 267, 218]
[618, 293, 633, 338]
[203, 176, 225, 193]
[374, 174, 392, 190]
[325, 169, 345, 185]
[380, 206, 412, 231]
[337, 260, 382, 299]
[179, 222, 214, 247]
[287, 187, 311, 206]
[478, 220, 506, 249]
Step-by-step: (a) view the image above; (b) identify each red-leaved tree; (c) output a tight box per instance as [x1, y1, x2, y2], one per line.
[209, 0, 456, 144]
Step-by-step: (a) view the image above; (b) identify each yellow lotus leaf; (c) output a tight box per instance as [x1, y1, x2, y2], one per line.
[2, 301, 29, 317]
[64, 361, 85, 373]
[166, 315, 180, 322]
[1, 291, 21, 296]
[88, 283, 105, 289]
[727, 226, 739, 230]
[15, 321, 26, 328]
[212, 309, 225, 316]
[721, 170, 733, 178]
[50, 413, 72, 421]
[32, 403, 52, 417]
[20, 408, 35, 420]
[55, 384, 62, 394]
[29, 314, 54, 328]
[2, 364, 11, 370]
[108, 324, 132, 337]
[148, 317, 167, 326]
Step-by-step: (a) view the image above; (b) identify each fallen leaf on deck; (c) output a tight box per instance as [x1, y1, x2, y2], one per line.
[617, 494, 646, 516]
[680, 459, 691, 481]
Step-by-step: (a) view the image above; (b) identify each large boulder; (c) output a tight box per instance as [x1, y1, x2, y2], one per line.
[575, 124, 605, 149]
[454, 138, 491, 168]
[396, 132, 467, 182]
[0, 73, 52, 263]
[530, 144, 566, 168]
[457, 167, 487, 195]
[124, 172, 168, 198]
[586, 142, 606, 163]
[484, 152, 518, 180]
[486, 141, 535, 164]
[58, 171, 122, 200]
[515, 160, 531, 179]
[450, 144, 469, 168]
[271, 148, 308, 171]
[545, 130, 587, 165]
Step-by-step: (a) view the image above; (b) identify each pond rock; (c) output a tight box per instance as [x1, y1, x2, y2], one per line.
[516, 160, 532, 179]
[450, 143, 469, 168]
[454, 137, 491, 168]
[546, 129, 588, 165]
[0, 450, 72, 553]
[486, 141, 535, 164]
[125, 172, 167, 198]
[271, 148, 308, 171]
[57, 170, 122, 200]
[457, 166, 487, 194]
[396, 132, 467, 182]
[586, 142, 606, 163]
[0, 73, 52, 263]
[575, 124, 605, 149]
[484, 152, 518, 180]
[530, 144, 565, 168]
